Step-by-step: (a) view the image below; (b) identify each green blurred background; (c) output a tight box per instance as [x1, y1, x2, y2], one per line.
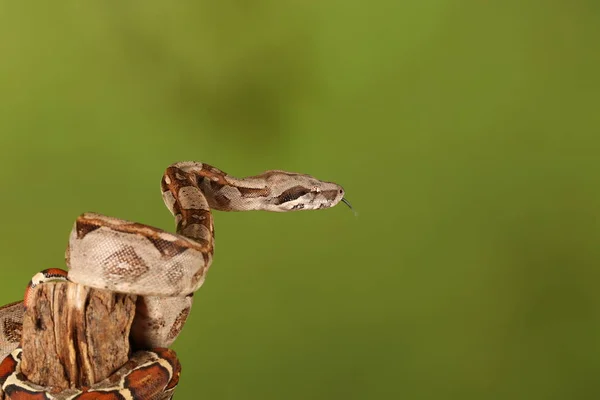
[1, 1, 599, 399]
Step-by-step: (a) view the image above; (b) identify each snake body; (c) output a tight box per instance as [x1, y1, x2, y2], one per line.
[0, 161, 345, 399]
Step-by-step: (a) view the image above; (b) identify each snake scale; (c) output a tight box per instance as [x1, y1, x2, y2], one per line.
[0, 161, 347, 399]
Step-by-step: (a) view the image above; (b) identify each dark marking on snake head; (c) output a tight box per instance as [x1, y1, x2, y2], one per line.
[275, 186, 311, 205]
[321, 189, 340, 201]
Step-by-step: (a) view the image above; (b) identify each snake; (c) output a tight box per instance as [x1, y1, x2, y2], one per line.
[0, 161, 347, 399]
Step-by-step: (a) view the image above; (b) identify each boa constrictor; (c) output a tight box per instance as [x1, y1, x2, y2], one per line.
[0, 161, 347, 399]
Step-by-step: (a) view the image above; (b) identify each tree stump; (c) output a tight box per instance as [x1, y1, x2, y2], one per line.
[20, 280, 137, 390]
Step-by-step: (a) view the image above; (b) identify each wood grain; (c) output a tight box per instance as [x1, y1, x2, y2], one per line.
[20, 281, 136, 390]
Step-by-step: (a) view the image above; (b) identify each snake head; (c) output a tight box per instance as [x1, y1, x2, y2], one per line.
[262, 171, 345, 212]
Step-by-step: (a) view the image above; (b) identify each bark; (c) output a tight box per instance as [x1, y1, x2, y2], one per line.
[20, 281, 136, 389]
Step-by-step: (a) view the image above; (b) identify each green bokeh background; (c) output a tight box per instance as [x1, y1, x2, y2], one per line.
[1, 1, 599, 399]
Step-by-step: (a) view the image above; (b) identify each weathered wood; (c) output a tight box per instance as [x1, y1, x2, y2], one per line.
[19, 281, 137, 390]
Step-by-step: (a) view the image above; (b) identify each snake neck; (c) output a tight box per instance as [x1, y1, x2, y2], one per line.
[162, 162, 270, 216]
[161, 164, 215, 250]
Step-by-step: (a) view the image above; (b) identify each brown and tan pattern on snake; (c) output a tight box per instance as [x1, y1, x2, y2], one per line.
[1, 348, 180, 399]
[0, 161, 346, 397]
[0, 303, 23, 361]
